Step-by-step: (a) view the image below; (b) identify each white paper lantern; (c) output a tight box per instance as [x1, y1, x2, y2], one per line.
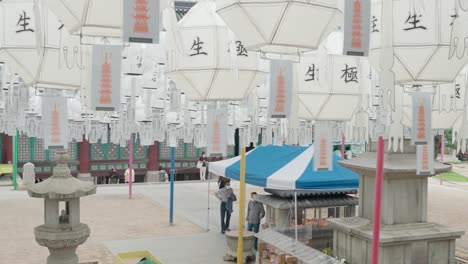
[369, 0, 468, 84]
[401, 75, 467, 130]
[45, 0, 191, 42]
[0, 0, 83, 90]
[297, 54, 370, 121]
[216, 0, 342, 55]
[167, 0, 266, 101]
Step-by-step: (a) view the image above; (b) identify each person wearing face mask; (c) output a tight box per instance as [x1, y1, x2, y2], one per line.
[197, 152, 208, 181]
[215, 181, 236, 234]
[246, 192, 265, 250]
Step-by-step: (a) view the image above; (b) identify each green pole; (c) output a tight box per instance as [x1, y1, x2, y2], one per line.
[13, 129, 18, 190]
[29, 137, 35, 161]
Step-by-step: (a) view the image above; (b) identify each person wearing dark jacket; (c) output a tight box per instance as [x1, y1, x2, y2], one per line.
[107, 167, 118, 184]
[246, 192, 265, 250]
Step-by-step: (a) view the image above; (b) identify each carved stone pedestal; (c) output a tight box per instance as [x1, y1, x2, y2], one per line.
[328, 140, 464, 264]
[223, 230, 256, 264]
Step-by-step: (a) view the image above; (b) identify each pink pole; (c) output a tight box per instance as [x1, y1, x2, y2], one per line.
[371, 136, 385, 264]
[440, 134, 444, 185]
[129, 133, 133, 199]
[341, 133, 345, 159]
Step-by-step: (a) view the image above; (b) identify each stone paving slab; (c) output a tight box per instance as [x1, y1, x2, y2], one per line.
[105, 232, 236, 264]
[1, 179, 468, 263]
[0, 190, 202, 264]
[428, 178, 468, 251]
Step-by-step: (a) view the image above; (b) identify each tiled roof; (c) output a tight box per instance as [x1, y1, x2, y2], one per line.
[175, 1, 196, 21]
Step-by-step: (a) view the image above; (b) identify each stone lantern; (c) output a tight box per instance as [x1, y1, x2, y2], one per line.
[28, 151, 96, 264]
[328, 140, 464, 264]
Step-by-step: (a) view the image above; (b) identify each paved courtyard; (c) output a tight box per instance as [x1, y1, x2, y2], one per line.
[0, 176, 468, 263]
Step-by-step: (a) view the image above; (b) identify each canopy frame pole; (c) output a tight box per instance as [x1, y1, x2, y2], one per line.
[237, 147, 246, 264]
[294, 191, 298, 241]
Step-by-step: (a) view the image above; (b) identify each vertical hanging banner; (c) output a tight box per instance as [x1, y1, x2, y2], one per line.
[314, 122, 333, 171]
[412, 92, 432, 145]
[42, 96, 68, 149]
[91, 45, 121, 112]
[343, 0, 371, 56]
[123, 0, 160, 43]
[168, 125, 178, 148]
[169, 80, 181, 112]
[269, 60, 293, 118]
[416, 136, 434, 175]
[206, 103, 227, 157]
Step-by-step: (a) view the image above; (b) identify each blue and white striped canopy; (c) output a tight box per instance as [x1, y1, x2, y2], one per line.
[210, 145, 359, 190]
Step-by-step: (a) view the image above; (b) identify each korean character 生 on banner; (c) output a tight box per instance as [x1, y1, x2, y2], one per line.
[269, 60, 292, 119]
[343, 0, 371, 56]
[206, 104, 227, 157]
[416, 136, 434, 175]
[314, 122, 333, 171]
[123, 0, 160, 44]
[42, 96, 68, 150]
[412, 91, 432, 145]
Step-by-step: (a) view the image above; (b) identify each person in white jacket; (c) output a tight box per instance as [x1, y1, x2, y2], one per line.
[124, 165, 135, 183]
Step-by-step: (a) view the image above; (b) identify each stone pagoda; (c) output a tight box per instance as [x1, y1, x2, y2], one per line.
[28, 151, 96, 264]
[328, 140, 464, 264]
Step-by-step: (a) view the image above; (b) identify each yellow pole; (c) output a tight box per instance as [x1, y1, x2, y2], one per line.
[237, 147, 246, 264]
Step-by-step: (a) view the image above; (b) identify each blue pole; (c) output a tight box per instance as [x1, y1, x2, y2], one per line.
[169, 147, 175, 225]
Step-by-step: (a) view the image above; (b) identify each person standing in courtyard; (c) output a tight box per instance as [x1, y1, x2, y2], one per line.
[198, 151, 208, 181]
[158, 166, 168, 182]
[215, 181, 236, 234]
[246, 192, 265, 250]
[124, 164, 135, 183]
[108, 167, 119, 184]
